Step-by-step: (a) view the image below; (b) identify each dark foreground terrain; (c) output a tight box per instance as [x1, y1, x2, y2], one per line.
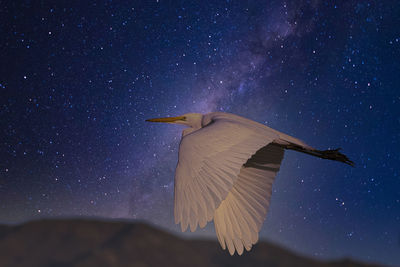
[0, 219, 380, 267]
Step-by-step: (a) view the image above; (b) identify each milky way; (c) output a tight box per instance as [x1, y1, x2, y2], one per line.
[1, 1, 399, 265]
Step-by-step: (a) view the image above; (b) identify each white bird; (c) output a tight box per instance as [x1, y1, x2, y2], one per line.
[146, 112, 353, 255]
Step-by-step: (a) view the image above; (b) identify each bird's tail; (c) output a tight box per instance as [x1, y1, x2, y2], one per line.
[275, 142, 354, 167]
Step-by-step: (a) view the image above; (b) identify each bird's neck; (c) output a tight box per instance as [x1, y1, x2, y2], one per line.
[182, 127, 197, 137]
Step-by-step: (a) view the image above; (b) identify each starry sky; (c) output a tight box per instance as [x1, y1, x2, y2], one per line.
[1, 0, 400, 265]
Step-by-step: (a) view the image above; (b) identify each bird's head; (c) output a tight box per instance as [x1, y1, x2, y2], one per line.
[146, 113, 203, 128]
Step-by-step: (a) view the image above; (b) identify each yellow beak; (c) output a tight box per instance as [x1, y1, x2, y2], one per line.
[145, 116, 185, 123]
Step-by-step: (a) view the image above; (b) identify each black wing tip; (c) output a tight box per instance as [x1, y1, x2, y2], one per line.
[323, 148, 355, 167]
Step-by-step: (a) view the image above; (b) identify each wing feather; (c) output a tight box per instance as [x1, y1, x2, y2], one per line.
[214, 208, 227, 249]
[174, 116, 277, 232]
[213, 143, 285, 255]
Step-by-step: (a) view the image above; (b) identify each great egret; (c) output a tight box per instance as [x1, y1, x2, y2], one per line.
[146, 112, 353, 255]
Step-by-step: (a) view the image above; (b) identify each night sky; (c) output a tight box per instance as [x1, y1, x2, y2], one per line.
[1, 0, 400, 265]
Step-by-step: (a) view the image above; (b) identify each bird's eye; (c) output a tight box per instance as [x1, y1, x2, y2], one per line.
[182, 116, 187, 121]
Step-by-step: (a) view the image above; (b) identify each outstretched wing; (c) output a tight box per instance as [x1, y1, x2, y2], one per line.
[213, 143, 285, 255]
[174, 116, 279, 233]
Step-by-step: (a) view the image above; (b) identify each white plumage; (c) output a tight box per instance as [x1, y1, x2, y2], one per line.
[146, 112, 353, 255]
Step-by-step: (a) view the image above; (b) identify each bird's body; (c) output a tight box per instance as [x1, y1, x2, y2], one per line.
[146, 112, 353, 255]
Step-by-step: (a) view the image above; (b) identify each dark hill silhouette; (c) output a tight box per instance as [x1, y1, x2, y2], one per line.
[0, 219, 381, 267]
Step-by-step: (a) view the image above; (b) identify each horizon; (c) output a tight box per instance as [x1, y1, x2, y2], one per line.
[0, 216, 387, 266]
